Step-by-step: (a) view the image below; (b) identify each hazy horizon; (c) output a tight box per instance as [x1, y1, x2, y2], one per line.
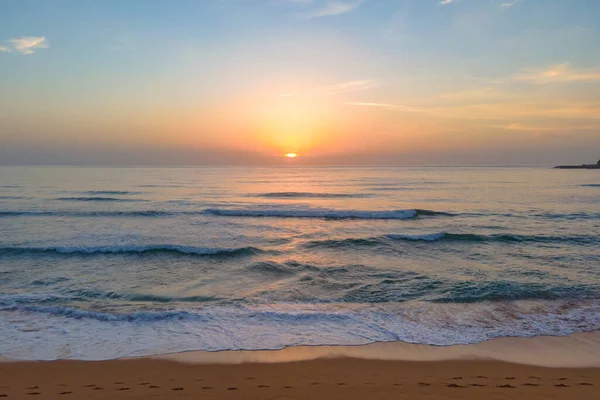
[2, 0, 599, 166]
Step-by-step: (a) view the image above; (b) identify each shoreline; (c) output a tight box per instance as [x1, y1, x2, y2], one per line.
[157, 330, 600, 367]
[1, 330, 600, 399]
[3, 330, 600, 367]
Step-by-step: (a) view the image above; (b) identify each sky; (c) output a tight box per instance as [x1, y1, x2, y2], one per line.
[1, 0, 599, 166]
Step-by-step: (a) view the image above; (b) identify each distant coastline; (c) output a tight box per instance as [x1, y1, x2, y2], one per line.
[555, 159, 600, 169]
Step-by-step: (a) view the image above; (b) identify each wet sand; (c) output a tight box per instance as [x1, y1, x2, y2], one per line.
[1, 332, 600, 399]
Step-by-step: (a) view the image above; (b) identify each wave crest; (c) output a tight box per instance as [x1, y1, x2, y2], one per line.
[0, 244, 270, 257]
[201, 208, 441, 220]
[56, 197, 146, 202]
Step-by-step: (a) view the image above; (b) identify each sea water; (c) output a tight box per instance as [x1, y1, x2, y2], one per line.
[0, 166, 599, 360]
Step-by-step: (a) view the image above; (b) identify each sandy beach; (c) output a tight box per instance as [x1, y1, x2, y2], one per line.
[1, 357, 598, 399]
[2, 332, 600, 399]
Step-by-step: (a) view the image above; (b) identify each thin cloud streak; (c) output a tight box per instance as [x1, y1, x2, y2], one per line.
[501, 0, 524, 7]
[277, 79, 378, 97]
[303, 0, 363, 18]
[514, 63, 600, 84]
[346, 102, 423, 112]
[1, 36, 49, 55]
[327, 80, 379, 94]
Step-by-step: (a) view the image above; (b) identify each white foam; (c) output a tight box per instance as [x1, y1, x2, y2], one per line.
[386, 233, 446, 241]
[2, 300, 600, 361]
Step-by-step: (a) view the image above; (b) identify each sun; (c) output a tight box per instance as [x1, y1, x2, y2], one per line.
[285, 153, 297, 158]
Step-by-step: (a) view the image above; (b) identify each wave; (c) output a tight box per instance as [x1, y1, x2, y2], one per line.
[0, 210, 176, 217]
[83, 191, 143, 195]
[137, 184, 183, 188]
[0, 196, 27, 199]
[3, 305, 196, 322]
[303, 232, 600, 249]
[202, 208, 449, 220]
[582, 184, 600, 187]
[56, 197, 147, 202]
[0, 290, 219, 307]
[0, 244, 271, 257]
[2, 300, 600, 361]
[252, 192, 371, 199]
[0, 208, 452, 219]
[534, 211, 600, 220]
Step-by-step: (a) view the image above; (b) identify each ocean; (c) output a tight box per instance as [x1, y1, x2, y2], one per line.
[1, 166, 599, 360]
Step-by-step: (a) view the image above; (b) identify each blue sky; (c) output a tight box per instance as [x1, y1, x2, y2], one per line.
[1, 0, 599, 165]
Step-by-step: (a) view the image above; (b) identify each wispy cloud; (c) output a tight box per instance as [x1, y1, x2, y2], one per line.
[1, 36, 49, 55]
[500, 0, 524, 7]
[304, 0, 363, 18]
[346, 102, 422, 112]
[514, 63, 600, 84]
[440, 0, 455, 5]
[499, 122, 599, 132]
[277, 79, 378, 97]
[327, 80, 379, 94]
[503, 123, 554, 132]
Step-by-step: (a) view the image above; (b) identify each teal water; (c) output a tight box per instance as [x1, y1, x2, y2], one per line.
[0, 166, 599, 360]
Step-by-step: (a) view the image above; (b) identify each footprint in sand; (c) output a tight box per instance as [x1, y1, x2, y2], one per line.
[114, 382, 124, 385]
[82, 384, 96, 387]
[474, 376, 487, 379]
[529, 376, 541, 379]
[59, 391, 72, 395]
[258, 385, 269, 388]
[554, 384, 569, 387]
[202, 386, 213, 390]
[26, 393, 41, 396]
[0, 395, 8, 398]
[505, 377, 516, 380]
[284, 386, 293, 389]
[93, 387, 103, 390]
[446, 383, 465, 388]
[578, 383, 594, 386]
[451, 377, 463, 380]
[246, 377, 256, 380]
[25, 387, 39, 390]
[310, 382, 320, 385]
[496, 384, 516, 388]
[118, 387, 130, 391]
[337, 383, 347, 386]
[227, 387, 238, 391]
[172, 388, 184, 391]
[138, 383, 150, 386]
[557, 377, 569, 381]
[523, 383, 540, 387]
[470, 383, 486, 387]
[418, 382, 430, 386]
[149, 386, 160, 389]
